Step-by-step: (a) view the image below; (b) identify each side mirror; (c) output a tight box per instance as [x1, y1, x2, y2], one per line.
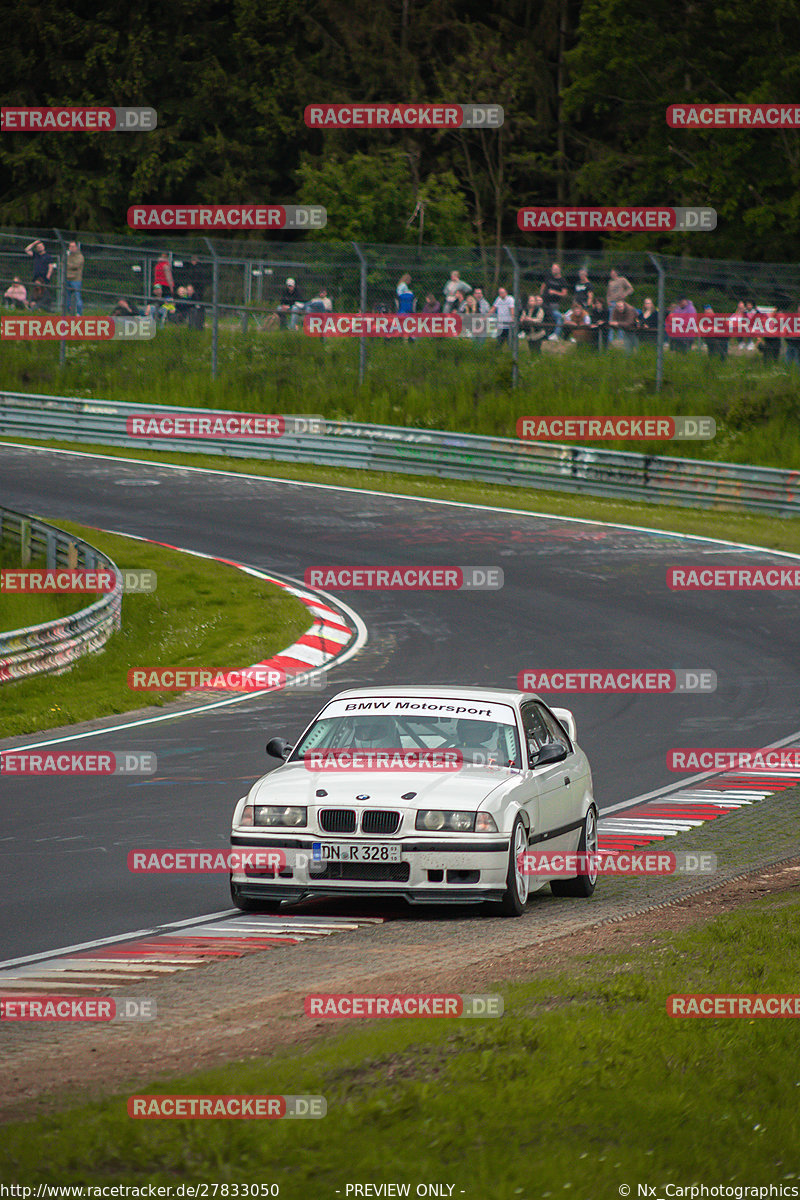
[533, 742, 567, 767]
[266, 737, 291, 760]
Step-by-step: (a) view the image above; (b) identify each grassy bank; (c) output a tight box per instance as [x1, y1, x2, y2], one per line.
[0, 543, 90, 632]
[0, 521, 311, 739]
[1, 885, 798, 1191]
[3, 325, 799, 468]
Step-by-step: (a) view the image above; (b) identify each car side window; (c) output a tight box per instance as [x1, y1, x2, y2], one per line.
[520, 703, 550, 766]
[535, 704, 573, 754]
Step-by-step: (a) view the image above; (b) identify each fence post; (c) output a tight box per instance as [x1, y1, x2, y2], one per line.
[504, 245, 520, 387]
[204, 237, 219, 380]
[352, 242, 368, 386]
[54, 228, 67, 369]
[20, 518, 31, 566]
[647, 251, 665, 393]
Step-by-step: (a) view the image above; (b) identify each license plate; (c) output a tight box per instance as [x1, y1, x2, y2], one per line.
[312, 842, 402, 863]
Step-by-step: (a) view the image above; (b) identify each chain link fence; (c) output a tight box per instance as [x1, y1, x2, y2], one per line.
[2, 228, 798, 388]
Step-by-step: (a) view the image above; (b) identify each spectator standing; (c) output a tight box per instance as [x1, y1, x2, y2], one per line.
[25, 239, 55, 309]
[422, 293, 441, 313]
[744, 299, 758, 350]
[472, 287, 490, 316]
[396, 273, 415, 313]
[606, 268, 634, 342]
[701, 304, 728, 360]
[153, 252, 174, 298]
[452, 289, 469, 314]
[187, 255, 211, 302]
[608, 300, 639, 352]
[732, 300, 747, 349]
[573, 267, 593, 308]
[490, 287, 515, 346]
[277, 277, 304, 330]
[65, 240, 84, 315]
[443, 270, 472, 312]
[542, 263, 568, 338]
[519, 293, 546, 354]
[669, 298, 696, 354]
[4, 277, 28, 309]
[638, 297, 658, 345]
[469, 287, 491, 345]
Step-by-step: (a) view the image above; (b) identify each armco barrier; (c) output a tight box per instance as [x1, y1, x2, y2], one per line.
[0, 507, 123, 684]
[1, 391, 799, 517]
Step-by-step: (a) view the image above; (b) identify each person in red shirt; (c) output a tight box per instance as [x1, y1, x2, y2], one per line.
[153, 252, 175, 298]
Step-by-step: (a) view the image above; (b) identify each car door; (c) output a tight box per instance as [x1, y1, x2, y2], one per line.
[520, 701, 578, 851]
[536, 703, 586, 841]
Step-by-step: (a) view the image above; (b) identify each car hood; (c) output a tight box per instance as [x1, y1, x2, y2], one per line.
[248, 763, 520, 810]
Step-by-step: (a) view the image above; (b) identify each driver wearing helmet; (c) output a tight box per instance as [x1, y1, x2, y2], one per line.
[456, 719, 500, 765]
[350, 716, 399, 749]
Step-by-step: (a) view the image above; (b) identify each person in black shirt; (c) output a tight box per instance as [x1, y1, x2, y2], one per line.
[24, 239, 55, 309]
[278, 278, 304, 329]
[542, 263, 568, 338]
[588, 295, 607, 350]
[573, 268, 593, 309]
[186, 255, 211, 302]
[639, 297, 659, 345]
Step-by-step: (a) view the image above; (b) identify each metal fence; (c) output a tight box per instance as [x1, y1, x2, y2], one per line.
[2, 392, 798, 518]
[2, 227, 798, 386]
[0, 507, 123, 684]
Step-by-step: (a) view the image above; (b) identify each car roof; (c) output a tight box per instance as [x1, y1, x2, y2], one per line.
[327, 686, 540, 708]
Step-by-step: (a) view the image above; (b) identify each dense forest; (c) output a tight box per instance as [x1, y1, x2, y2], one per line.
[2, 0, 799, 260]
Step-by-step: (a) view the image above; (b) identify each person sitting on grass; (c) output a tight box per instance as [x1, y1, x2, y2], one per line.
[3, 277, 28, 309]
[562, 300, 592, 344]
[110, 296, 140, 317]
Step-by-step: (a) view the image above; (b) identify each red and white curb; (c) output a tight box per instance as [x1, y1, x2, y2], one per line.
[196, 565, 354, 690]
[597, 766, 800, 853]
[0, 913, 383, 994]
[123, 540, 363, 693]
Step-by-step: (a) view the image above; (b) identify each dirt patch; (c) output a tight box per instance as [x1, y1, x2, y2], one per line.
[2, 858, 798, 1126]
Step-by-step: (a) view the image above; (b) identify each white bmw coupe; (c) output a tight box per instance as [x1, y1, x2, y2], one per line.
[230, 686, 598, 917]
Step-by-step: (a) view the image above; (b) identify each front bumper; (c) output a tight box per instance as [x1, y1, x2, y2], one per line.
[230, 832, 510, 904]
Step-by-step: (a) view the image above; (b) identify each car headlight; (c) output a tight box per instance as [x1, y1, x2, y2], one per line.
[240, 805, 307, 828]
[415, 810, 476, 832]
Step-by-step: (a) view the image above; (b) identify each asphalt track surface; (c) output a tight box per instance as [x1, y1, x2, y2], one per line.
[2, 443, 799, 960]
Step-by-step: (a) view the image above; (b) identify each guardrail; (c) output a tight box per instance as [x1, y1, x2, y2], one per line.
[1, 390, 798, 517]
[0, 506, 123, 684]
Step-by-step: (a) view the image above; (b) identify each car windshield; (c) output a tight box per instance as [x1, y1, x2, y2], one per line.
[290, 710, 522, 767]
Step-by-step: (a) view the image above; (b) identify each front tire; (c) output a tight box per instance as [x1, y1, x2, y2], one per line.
[497, 815, 530, 917]
[550, 805, 598, 897]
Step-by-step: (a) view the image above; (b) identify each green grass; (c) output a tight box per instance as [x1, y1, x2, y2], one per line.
[0, 543, 91, 632]
[2, 888, 798, 1190]
[0, 521, 311, 739]
[4, 324, 800, 468]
